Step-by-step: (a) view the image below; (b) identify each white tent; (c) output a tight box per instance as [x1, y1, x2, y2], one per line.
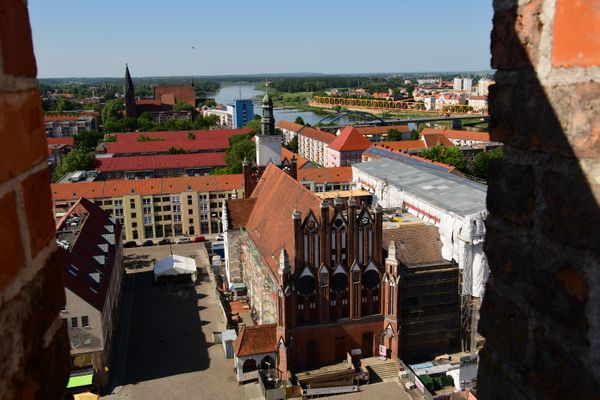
[154, 255, 197, 283]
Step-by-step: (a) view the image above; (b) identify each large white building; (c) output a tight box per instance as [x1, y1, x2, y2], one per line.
[478, 78, 494, 96]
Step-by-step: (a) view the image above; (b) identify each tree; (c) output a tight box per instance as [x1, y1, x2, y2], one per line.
[173, 102, 195, 112]
[245, 118, 262, 135]
[187, 132, 196, 140]
[102, 99, 123, 125]
[294, 116, 306, 125]
[167, 147, 186, 154]
[420, 145, 467, 172]
[385, 128, 403, 141]
[409, 130, 420, 140]
[51, 149, 95, 182]
[74, 129, 102, 150]
[472, 147, 504, 179]
[216, 135, 256, 174]
[54, 97, 75, 112]
[286, 135, 299, 153]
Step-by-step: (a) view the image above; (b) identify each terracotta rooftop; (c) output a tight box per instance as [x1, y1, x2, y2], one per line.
[44, 115, 79, 122]
[421, 128, 491, 142]
[233, 324, 277, 357]
[47, 137, 75, 146]
[372, 140, 426, 151]
[57, 198, 122, 311]
[96, 153, 226, 172]
[423, 133, 454, 147]
[354, 125, 411, 135]
[276, 120, 305, 132]
[245, 164, 326, 276]
[51, 174, 243, 201]
[106, 140, 231, 155]
[298, 166, 353, 184]
[328, 126, 372, 152]
[281, 147, 310, 169]
[226, 198, 257, 230]
[297, 126, 335, 144]
[382, 225, 448, 267]
[110, 128, 251, 143]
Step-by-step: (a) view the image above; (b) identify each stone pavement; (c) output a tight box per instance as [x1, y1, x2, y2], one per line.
[103, 243, 256, 400]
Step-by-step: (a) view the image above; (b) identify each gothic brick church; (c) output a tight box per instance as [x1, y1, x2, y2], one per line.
[224, 92, 460, 378]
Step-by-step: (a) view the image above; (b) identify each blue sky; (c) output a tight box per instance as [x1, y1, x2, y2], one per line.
[29, 0, 493, 78]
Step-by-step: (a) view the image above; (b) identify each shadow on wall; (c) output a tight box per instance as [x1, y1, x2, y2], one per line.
[478, 1, 600, 399]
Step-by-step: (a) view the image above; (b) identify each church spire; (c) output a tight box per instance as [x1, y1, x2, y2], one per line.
[261, 82, 275, 136]
[124, 64, 137, 118]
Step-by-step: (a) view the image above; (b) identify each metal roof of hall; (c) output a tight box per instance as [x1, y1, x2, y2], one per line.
[353, 157, 487, 216]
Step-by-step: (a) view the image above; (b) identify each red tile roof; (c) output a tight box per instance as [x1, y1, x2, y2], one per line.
[226, 198, 257, 229]
[423, 133, 454, 147]
[276, 120, 305, 132]
[110, 128, 251, 143]
[421, 128, 491, 142]
[372, 140, 426, 151]
[297, 126, 335, 144]
[281, 147, 310, 169]
[246, 164, 325, 276]
[57, 198, 122, 311]
[233, 324, 277, 357]
[96, 153, 226, 172]
[44, 115, 79, 122]
[51, 174, 244, 201]
[354, 125, 410, 136]
[298, 166, 353, 184]
[47, 137, 75, 146]
[328, 126, 372, 152]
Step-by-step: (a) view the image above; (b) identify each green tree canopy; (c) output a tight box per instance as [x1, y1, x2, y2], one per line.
[286, 135, 299, 153]
[51, 149, 95, 182]
[245, 118, 262, 135]
[167, 147, 186, 154]
[74, 130, 102, 150]
[173, 102, 195, 112]
[215, 135, 256, 174]
[385, 128, 403, 141]
[472, 147, 504, 179]
[420, 145, 467, 172]
[294, 116, 305, 125]
[102, 99, 123, 125]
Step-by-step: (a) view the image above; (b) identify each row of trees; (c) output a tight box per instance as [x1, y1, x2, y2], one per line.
[51, 130, 104, 182]
[419, 145, 503, 179]
[101, 100, 219, 133]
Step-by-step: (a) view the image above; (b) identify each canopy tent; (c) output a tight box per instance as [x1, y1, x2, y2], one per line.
[154, 255, 197, 283]
[66, 372, 94, 389]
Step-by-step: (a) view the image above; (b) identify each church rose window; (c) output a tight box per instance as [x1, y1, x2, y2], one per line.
[331, 273, 348, 292]
[297, 276, 316, 295]
[363, 270, 379, 289]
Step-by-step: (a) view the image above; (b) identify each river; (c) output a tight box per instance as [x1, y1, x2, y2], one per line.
[213, 84, 348, 126]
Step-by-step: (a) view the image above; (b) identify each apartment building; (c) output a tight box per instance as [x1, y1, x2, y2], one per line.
[51, 175, 244, 242]
[45, 114, 97, 137]
[57, 198, 123, 389]
[297, 126, 335, 166]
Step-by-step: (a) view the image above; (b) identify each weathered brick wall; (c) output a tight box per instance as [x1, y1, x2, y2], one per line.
[0, 1, 70, 399]
[479, 0, 600, 399]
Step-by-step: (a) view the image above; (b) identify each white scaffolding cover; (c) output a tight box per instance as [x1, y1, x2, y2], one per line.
[439, 211, 489, 298]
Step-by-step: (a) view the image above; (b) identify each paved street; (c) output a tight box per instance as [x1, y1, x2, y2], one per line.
[103, 243, 257, 400]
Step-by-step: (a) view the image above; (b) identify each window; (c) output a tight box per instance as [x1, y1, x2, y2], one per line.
[71, 317, 78, 328]
[142, 198, 151, 206]
[173, 204, 181, 213]
[81, 316, 89, 328]
[143, 215, 152, 225]
[83, 334, 91, 345]
[174, 214, 182, 223]
[143, 206, 151, 215]
[131, 212, 137, 219]
[115, 208, 124, 217]
[171, 195, 180, 204]
[72, 335, 80, 347]
[188, 209, 193, 215]
[114, 199, 123, 207]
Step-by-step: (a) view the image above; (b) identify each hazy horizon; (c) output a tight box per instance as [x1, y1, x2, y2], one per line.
[29, 0, 493, 79]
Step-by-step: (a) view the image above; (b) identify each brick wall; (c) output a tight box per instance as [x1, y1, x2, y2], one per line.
[0, 1, 70, 399]
[479, 0, 600, 399]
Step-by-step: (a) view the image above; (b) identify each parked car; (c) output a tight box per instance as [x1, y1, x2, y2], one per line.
[177, 237, 191, 244]
[158, 238, 172, 245]
[123, 240, 137, 248]
[141, 239, 154, 247]
[215, 234, 224, 241]
[193, 236, 207, 243]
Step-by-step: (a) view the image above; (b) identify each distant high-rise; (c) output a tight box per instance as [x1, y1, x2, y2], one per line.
[453, 77, 463, 91]
[462, 78, 473, 92]
[478, 78, 494, 96]
[232, 99, 254, 129]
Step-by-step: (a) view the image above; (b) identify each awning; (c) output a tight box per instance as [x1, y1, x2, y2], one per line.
[67, 372, 94, 388]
